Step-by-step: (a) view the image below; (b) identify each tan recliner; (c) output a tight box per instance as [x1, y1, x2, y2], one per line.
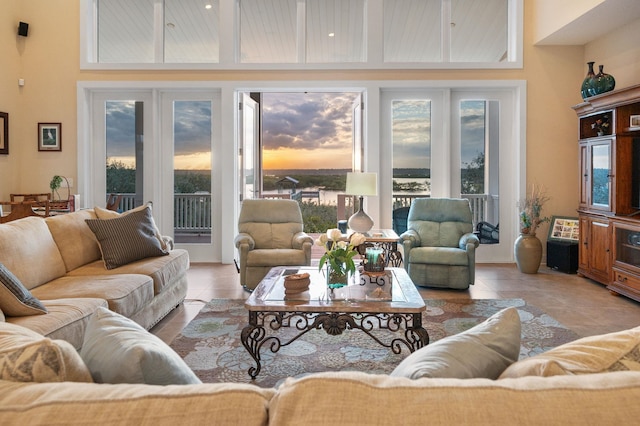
[234, 199, 313, 291]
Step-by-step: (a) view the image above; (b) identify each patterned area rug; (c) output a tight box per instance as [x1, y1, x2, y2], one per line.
[169, 298, 579, 388]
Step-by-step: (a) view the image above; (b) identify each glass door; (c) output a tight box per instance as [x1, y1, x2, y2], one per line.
[161, 91, 218, 262]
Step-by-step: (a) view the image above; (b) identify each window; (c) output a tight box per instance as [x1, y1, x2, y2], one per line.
[96, 0, 219, 64]
[82, 0, 522, 69]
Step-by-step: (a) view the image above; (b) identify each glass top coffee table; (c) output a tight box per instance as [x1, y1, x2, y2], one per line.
[241, 266, 429, 379]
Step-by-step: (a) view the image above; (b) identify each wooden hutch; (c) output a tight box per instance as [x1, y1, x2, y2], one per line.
[573, 84, 640, 302]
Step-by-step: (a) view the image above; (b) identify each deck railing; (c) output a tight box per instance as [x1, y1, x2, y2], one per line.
[112, 192, 491, 234]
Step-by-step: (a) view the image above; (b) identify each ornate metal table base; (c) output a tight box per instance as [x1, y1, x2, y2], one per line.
[241, 310, 429, 379]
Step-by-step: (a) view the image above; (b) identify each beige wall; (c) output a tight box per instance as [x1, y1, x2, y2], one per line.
[0, 0, 22, 198]
[584, 18, 640, 89]
[5, 0, 640, 252]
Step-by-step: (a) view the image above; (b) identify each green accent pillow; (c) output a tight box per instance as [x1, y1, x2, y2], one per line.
[79, 307, 201, 385]
[0, 263, 48, 316]
[391, 307, 521, 380]
[85, 206, 169, 270]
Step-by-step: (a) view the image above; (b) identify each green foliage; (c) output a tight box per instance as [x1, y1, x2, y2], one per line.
[175, 171, 211, 194]
[106, 161, 211, 194]
[106, 160, 136, 193]
[49, 175, 63, 199]
[299, 202, 337, 233]
[461, 152, 485, 195]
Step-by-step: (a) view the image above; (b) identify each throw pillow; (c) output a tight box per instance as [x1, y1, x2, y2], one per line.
[0, 263, 48, 316]
[390, 307, 521, 380]
[94, 203, 171, 250]
[0, 321, 93, 383]
[79, 307, 201, 385]
[85, 206, 169, 270]
[499, 325, 640, 378]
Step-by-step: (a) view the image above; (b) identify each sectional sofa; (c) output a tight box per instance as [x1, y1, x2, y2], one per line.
[0, 206, 189, 349]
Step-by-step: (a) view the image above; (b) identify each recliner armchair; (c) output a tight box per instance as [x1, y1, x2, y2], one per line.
[400, 198, 480, 290]
[234, 199, 313, 291]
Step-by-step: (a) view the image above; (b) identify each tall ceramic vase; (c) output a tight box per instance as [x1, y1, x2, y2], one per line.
[514, 233, 542, 274]
[581, 62, 596, 100]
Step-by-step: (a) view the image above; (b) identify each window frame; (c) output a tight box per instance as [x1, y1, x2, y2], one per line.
[80, 0, 523, 70]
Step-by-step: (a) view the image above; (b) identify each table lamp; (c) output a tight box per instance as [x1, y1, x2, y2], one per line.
[345, 172, 377, 233]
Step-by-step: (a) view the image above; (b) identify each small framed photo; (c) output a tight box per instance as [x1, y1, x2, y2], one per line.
[631, 115, 640, 128]
[38, 123, 62, 151]
[548, 216, 579, 242]
[0, 112, 8, 155]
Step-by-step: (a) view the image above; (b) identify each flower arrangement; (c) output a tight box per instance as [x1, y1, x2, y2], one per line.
[316, 229, 366, 287]
[517, 184, 550, 236]
[591, 115, 610, 136]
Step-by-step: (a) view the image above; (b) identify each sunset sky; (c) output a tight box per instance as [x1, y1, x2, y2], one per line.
[105, 95, 484, 171]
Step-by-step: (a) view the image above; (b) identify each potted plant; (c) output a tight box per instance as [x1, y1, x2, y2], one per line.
[49, 175, 70, 210]
[515, 184, 550, 274]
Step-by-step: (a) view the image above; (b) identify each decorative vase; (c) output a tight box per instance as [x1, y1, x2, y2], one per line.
[591, 65, 616, 96]
[327, 264, 349, 289]
[581, 62, 596, 100]
[514, 233, 542, 274]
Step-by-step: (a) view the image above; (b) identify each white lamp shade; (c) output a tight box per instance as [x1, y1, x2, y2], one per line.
[345, 172, 377, 196]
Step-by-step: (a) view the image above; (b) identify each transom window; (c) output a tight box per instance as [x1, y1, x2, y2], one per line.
[82, 0, 522, 69]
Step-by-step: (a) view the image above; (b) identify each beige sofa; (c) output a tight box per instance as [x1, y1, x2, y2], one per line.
[0, 370, 639, 425]
[0, 208, 189, 348]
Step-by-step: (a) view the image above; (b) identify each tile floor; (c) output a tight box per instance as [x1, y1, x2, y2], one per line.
[151, 262, 640, 344]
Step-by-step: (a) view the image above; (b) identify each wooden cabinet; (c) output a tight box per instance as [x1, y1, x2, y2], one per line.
[578, 214, 611, 283]
[573, 85, 640, 302]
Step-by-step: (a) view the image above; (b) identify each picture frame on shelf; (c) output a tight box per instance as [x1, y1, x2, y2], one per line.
[548, 216, 579, 242]
[38, 122, 62, 151]
[0, 112, 8, 155]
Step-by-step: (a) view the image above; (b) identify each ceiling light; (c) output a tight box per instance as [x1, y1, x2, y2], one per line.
[205, 4, 212, 9]
[328, 32, 335, 37]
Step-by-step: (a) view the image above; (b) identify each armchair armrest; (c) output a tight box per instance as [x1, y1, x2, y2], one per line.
[400, 229, 421, 248]
[459, 233, 480, 251]
[292, 232, 314, 250]
[234, 233, 255, 251]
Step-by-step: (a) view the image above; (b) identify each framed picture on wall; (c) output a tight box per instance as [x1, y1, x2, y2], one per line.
[38, 122, 62, 151]
[0, 112, 8, 155]
[548, 216, 579, 242]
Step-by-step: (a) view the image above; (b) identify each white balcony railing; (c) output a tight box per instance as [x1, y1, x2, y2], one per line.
[110, 192, 491, 234]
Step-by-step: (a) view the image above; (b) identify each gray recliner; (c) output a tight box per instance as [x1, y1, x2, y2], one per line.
[400, 198, 480, 290]
[234, 199, 313, 291]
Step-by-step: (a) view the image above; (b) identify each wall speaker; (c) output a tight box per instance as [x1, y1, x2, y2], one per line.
[18, 22, 29, 37]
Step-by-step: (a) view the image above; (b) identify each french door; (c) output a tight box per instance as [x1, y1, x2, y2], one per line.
[89, 90, 219, 262]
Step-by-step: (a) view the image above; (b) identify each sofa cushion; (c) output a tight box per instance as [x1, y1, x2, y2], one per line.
[80, 307, 201, 385]
[0, 321, 93, 383]
[391, 307, 521, 380]
[31, 274, 154, 319]
[7, 298, 108, 350]
[94, 203, 171, 250]
[0, 263, 48, 316]
[45, 209, 101, 272]
[85, 206, 169, 270]
[500, 325, 640, 378]
[269, 371, 640, 426]
[68, 249, 189, 296]
[0, 216, 67, 289]
[0, 381, 275, 426]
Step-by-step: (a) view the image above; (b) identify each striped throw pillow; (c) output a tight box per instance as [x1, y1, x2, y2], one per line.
[0, 263, 48, 316]
[85, 206, 169, 270]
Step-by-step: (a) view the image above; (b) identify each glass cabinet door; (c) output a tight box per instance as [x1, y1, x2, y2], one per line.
[590, 140, 612, 211]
